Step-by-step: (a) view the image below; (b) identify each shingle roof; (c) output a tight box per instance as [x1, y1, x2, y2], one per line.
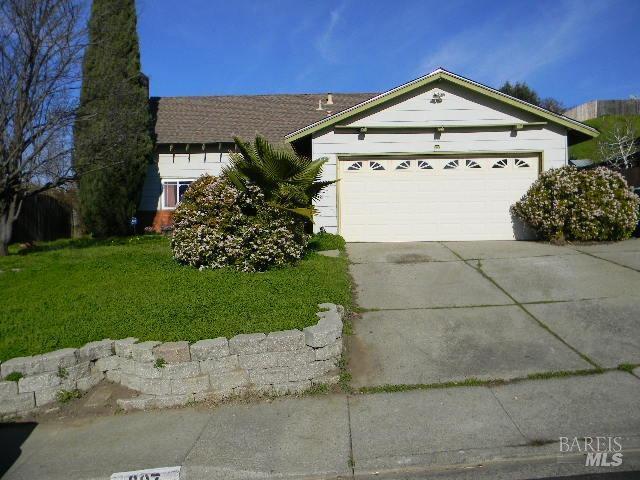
[150, 93, 378, 145]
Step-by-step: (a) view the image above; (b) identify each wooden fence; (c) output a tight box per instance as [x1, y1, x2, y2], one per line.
[11, 193, 76, 243]
[621, 166, 640, 188]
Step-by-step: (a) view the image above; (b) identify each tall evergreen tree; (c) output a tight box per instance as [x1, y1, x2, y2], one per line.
[74, 0, 151, 236]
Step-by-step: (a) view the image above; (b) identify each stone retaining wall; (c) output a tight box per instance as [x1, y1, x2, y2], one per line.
[0, 303, 343, 417]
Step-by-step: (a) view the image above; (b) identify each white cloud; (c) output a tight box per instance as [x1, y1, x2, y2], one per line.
[417, 0, 606, 85]
[314, 2, 347, 63]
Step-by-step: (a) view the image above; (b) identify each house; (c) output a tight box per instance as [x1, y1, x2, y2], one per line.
[141, 68, 598, 241]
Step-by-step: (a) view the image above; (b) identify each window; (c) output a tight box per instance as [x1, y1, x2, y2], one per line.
[347, 161, 363, 171]
[396, 160, 411, 170]
[370, 161, 385, 170]
[418, 160, 433, 170]
[515, 159, 530, 168]
[492, 159, 508, 169]
[444, 160, 460, 170]
[163, 180, 194, 209]
[465, 159, 481, 169]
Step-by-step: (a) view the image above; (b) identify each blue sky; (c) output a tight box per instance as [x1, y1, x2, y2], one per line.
[137, 0, 640, 108]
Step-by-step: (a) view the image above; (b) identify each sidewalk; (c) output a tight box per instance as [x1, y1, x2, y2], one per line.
[2, 371, 639, 479]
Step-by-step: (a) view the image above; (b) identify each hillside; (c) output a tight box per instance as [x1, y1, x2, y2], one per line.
[569, 114, 640, 161]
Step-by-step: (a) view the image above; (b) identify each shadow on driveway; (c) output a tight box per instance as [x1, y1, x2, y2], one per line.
[0, 422, 37, 477]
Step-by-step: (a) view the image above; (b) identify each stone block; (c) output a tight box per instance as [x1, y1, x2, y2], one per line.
[159, 362, 200, 380]
[41, 348, 78, 372]
[116, 395, 152, 411]
[171, 375, 209, 395]
[94, 355, 120, 372]
[262, 330, 305, 352]
[311, 373, 340, 386]
[120, 374, 142, 391]
[288, 360, 336, 382]
[229, 333, 267, 354]
[114, 338, 138, 358]
[1, 355, 45, 377]
[77, 372, 103, 391]
[0, 380, 18, 399]
[153, 394, 194, 408]
[314, 341, 343, 361]
[238, 350, 315, 370]
[251, 384, 274, 396]
[209, 370, 249, 392]
[66, 361, 91, 381]
[248, 368, 289, 386]
[117, 394, 193, 411]
[34, 378, 76, 407]
[18, 372, 61, 393]
[153, 341, 190, 363]
[304, 323, 340, 349]
[272, 380, 311, 395]
[105, 370, 121, 383]
[200, 355, 239, 375]
[316, 310, 343, 332]
[0, 392, 35, 415]
[120, 359, 162, 379]
[190, 338, 229, 361]
[138, 377, 172, 396]
[78, 339, 114, 362]
[131, 341, 161, 363]
[35, 388, 58, 407]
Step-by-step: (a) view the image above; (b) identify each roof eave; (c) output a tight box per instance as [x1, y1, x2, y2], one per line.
[284, 70, 599, 142]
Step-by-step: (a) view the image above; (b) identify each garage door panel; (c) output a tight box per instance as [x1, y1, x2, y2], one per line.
[338, 155, 539, 242]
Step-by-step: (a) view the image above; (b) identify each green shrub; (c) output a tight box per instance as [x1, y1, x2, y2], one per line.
[171, 175, 308, 272]
[56, 389, 82, 403]
[511, 166, 639, 242]
[308, 232, 346, 252]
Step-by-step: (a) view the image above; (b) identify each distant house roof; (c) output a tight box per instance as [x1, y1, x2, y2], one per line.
[150, 93, 378, 145]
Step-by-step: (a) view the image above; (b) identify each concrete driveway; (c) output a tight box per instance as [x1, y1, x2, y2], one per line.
[347, 239, 640, 388]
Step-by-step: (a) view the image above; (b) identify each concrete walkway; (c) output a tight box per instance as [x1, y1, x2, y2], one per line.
[347, 239, 640, 387]
[2, 371, 640, 479]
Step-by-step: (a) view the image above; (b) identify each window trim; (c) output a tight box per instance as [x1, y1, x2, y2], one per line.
[161, 178, 195, 210]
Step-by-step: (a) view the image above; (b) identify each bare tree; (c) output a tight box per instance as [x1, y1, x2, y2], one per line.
[539, 97, 565, 114]
[597, 119, 639, 170]
[0, 0, 85, 255]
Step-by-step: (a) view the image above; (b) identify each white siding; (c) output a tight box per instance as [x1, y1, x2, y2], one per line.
[139, 151, 232, 211]
[311, 81, 569, 234]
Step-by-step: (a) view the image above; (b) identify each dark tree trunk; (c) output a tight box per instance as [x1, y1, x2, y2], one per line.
[0, 197, 20, 256]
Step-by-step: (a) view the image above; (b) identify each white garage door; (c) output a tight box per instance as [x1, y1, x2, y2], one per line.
[338, 155, 539, 242]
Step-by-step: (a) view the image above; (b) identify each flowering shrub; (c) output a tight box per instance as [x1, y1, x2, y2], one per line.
[171, 175, 308, 272]
[511, 166, 639, 242]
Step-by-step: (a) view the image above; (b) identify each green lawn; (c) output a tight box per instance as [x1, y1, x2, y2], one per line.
[0, 234, 351, 362]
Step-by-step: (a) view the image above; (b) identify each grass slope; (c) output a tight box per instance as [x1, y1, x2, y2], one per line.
[569, 114, 640, 161]
[0, 235, 350, 361]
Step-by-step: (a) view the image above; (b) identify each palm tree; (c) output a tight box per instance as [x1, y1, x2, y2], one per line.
[224, 136, 336, 220]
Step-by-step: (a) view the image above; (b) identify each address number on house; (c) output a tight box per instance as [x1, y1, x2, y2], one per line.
[110, 466, 181, 480]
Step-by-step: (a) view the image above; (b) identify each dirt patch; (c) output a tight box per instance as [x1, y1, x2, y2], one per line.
[17, 381, 137, 425]
[345, 315, 384, 388]
[388, 253, 433, 264]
